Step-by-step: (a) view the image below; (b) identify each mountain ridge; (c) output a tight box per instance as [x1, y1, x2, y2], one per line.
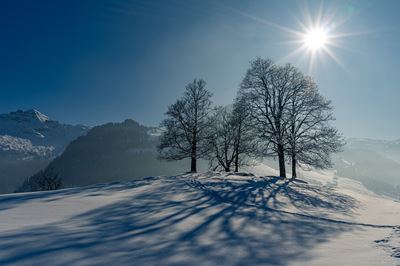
[0, 109, 89, 153]
[17, 118, 205, 191]
[0, 109, 90, 193]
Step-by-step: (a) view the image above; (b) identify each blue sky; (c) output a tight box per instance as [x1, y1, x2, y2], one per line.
[1, 0, 400, 139]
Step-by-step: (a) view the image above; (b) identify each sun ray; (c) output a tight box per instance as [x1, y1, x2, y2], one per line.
[276, 46, 307, 65]
[212, 0, 371, 74]
[307, 49, 316, 74]
[322, 46, 350, 73]
[284, 3, 362, 74]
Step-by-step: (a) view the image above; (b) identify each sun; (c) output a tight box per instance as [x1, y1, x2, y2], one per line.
[219, 1, 357, 73]
[304, 28, 328, 50]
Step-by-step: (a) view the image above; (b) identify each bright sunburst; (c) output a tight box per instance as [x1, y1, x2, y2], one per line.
[274, 15, 354, 74]
[304, 28, 328, 51]
[214, 1, 363, 73]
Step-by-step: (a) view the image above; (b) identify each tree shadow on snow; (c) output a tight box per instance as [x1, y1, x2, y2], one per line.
[0, 174, 392, 265]
[0, 178, 157, 211]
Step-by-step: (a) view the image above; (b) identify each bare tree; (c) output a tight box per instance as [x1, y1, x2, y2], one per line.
[158, 79, 213, 172]
[208, 99, 256, 172]
[17, 169, 62, 192]
[208, 106, 236, 172]
[231, 97, 256, 172]
[286, 78, 344, 178]
[239, 58, 305, 177]
[37, 171, 62, 191]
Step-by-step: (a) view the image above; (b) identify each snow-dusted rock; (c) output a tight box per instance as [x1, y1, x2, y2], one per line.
[0, 135, 54, 159]
[0, 109, 89, 155]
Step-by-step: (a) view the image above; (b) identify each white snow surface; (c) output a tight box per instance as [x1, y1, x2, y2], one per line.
[0, 171, 399, 265]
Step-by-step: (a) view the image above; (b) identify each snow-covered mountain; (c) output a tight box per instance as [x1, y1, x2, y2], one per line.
[0, 109, 89, 193]
[0, 109, 89, 155]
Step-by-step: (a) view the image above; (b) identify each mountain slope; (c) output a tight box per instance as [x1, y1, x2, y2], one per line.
[0, 109, 89, 154]
[0, 109, 89, 193]
[30, 119, 205, 189]
[0, 172, 398, 265]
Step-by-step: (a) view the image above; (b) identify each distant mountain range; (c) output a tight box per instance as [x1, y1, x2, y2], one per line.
[333, 138, 400, 198]
[18, 119, 204, 191]
[0, 109, 89, 193]
[0, 109, 89, 154]
[2, 109, 400, 199]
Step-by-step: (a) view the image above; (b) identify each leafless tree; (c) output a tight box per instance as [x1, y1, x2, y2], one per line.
[239, 58, 305, 177]
[286, 78, 344, 178]
[37, 171, 62, 191]
[231, 97, 256, 172]
[158, 79, 213, 172]
[17, 169, 62, 192]
[208, 99, 256, 172]
[208, 106, 236, 172]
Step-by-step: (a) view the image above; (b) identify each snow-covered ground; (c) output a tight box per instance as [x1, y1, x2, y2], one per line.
[0, 171, 399, 265]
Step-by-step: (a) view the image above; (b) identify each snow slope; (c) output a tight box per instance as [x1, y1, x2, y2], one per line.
[0, 172, 399, 265]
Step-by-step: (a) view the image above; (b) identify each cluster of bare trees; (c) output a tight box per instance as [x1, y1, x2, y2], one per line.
[158, 57, 343, 178]
[157, 79, 254, 172]
[207, 98, 255, 172]
[17, 169, 62, 192]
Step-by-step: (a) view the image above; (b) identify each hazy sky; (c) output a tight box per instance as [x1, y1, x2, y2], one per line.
[1, 0, 400, 139]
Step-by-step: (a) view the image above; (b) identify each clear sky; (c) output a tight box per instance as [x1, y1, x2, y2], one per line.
[1, 0, 400, 139]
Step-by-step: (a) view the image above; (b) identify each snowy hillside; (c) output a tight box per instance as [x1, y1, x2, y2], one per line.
[0, 172, 399, 265]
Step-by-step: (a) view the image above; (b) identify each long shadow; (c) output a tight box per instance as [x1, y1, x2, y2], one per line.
[188, 176, 394, 228]
[0, 174, 392, 265]
[188, 175, 357, 214]
[0, 178, 157, 211]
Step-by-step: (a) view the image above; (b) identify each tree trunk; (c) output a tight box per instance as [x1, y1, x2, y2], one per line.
[234, 147, 239, 172]
[191, 134, 197, 173]
[191, 156, 197, 173]
[277, 144, 286, 178]
[291, 155, 297, 179]
[234, 124, 241, 173]
[234, 158, 239, 172]
[192, 94, 198, 173]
